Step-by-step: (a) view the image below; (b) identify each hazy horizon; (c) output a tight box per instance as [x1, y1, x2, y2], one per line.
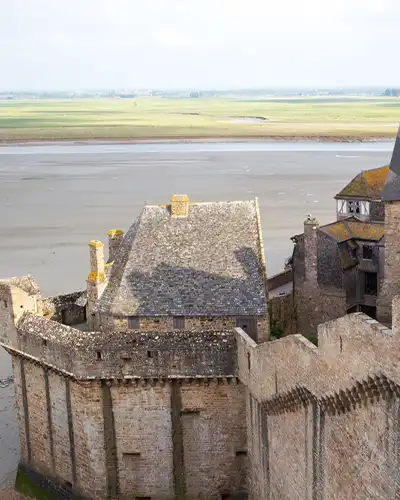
[1, 0, 400, 91]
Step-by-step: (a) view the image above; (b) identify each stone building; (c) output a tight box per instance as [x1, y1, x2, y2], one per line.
[90, 195, 270, 342]
[292, 130, 400, 333]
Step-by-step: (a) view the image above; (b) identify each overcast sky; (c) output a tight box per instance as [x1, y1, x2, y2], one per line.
[1, 0, 399, 90]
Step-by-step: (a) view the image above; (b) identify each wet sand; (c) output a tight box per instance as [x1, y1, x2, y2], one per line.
[0, 142, 393, 492]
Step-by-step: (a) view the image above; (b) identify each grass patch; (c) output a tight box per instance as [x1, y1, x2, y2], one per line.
[15, 470, 58, 500]
[0, 96, 399, 141]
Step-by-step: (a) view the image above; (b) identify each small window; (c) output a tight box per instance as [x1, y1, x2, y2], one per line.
[147, 350, 157, 359]
[362, 245, 373, 260]
[236, 450, 247, 457]
[96, 351, 102, 360]
[173, 316, 185, 330]
[42, 339, 47, 347]
[348, 200, 361, 215]
[181, 409, 200, 416]
[128, 316, 140, 329]
[3, 300, 7, 308]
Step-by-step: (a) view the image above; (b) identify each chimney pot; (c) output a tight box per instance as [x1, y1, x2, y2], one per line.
[171, 194, 189, 218]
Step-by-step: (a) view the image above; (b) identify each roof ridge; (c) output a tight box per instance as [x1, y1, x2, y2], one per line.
[147, 199, 256, 208]
[362, 164, 390, 174]
[319, 217, 358, 229]
[254, 197, 268, 300]
[342, 220, 353, 240]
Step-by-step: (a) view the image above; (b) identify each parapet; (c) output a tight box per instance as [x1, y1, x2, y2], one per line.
[237, 300, 400, 407]
[7, 313, 237, 380]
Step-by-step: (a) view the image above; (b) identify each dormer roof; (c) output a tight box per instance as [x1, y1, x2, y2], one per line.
[335, 166, 389, 201]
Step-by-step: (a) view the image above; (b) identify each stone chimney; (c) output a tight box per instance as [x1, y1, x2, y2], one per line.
[107, 229, 124, 262]
[304, 215, 319, 284]
[171, 194, 189, 218]
[87, 240, 106, 329]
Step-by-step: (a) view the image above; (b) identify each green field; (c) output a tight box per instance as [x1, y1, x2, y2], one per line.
[0, 96, 399, 142]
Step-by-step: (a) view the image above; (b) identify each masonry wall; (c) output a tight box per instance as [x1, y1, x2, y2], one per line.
[42, 291, 86, 325]
[100, 314, 270, 343]
[48, 372, 72, 485]
[13, 361, 246, 500]
[317, 232, 342, 290]
[324, 399, 398, 500]
[295, 286, 346, 335]
[293, 230, 346, 334]
[378, 202, 400, 325]
[269, 293, 296, 337]
[0, 283, 39, 347]
[237, 308, 400, 500]
[10, 354, 107, 499]
[110, 382, 174, 498]
[181, 380, 247, 499]
[24, 362, 53, 476]
[70, 381, 107, 498]
[12, 357, 28, 464]
[370, 200, 385, 223]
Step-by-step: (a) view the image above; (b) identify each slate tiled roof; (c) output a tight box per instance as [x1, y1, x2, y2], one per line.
[320, 218, 384, 243]
[335, 165, 390, 200]
[382, 124, 400, 201]
[95, 198, 267, 316]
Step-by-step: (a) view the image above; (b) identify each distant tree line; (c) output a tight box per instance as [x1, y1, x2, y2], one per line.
[383, 88, 399, 97]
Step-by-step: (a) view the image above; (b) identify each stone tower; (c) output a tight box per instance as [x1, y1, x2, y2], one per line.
[377, 125, 400, 325]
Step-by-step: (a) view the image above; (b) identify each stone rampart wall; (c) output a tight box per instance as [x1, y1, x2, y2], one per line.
[237, 308, 400, 500]
[13, 314, 237, 380]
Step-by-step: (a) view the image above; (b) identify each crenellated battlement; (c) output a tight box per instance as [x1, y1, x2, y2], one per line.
[5, 313, 237, 380]
[238, 305, 400, 405]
